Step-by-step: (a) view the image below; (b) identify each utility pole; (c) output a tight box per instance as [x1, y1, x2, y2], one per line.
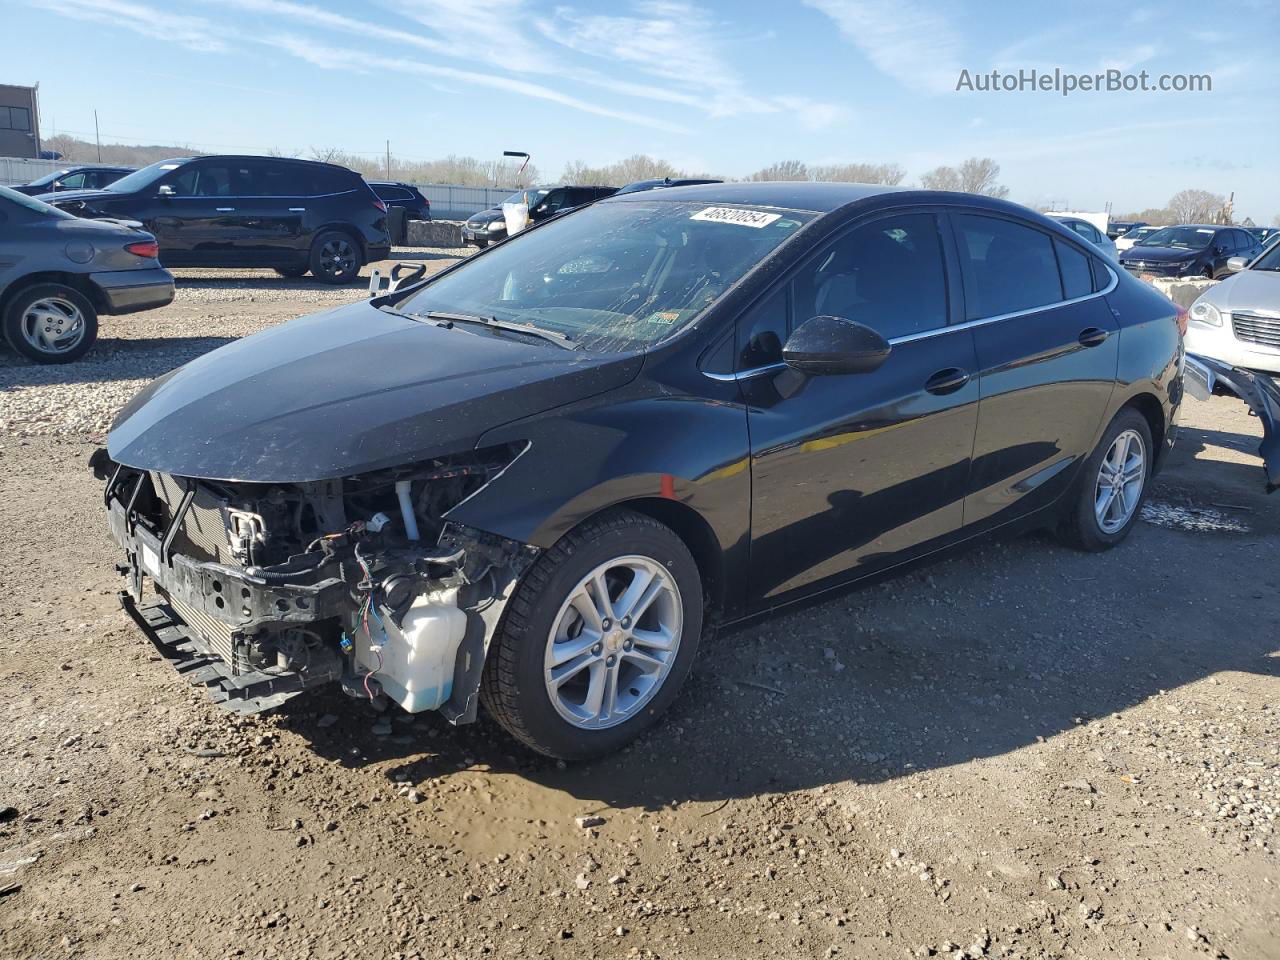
[94, 110, 102, 162]
[386, 140, 391, 178]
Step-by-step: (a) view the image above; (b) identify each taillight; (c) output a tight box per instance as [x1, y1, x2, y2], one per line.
[1175, 306, 1188, 336]
[125, 240, 159, 258]
[372, 199, 387, 213]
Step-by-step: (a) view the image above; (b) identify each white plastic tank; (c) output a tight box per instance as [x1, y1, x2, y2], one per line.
[502, 194, 530, 237]
[357, 587, 467, 713]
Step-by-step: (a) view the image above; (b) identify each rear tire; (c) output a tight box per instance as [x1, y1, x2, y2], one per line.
[2, 283, 98, 364]
[309, 230, 363, 284]
[1057, 408, 1153, 551]
[274, 264, 309, 278]
[481, 510, 703, 760]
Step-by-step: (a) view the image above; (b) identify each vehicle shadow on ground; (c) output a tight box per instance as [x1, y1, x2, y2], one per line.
[0, 336, 237, 385]
[278, 511, 1279, 811]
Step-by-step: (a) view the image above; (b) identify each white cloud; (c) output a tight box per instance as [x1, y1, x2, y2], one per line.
[802, 0, 963, 93]
[38, 0, 229, 52]
[258, 34, 690, 133]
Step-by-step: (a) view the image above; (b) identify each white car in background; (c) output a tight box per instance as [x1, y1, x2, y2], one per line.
[1116, 225, 1160, 253]
[1046, 215, 1119, 261]
[1186, 241, 1280, 374]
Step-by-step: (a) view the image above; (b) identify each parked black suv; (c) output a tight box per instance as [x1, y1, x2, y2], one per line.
[39, 156, 392, 284]
[367, 181, 431, 221]
[12, 165, 134, 196]
[462, 185, 616, 247]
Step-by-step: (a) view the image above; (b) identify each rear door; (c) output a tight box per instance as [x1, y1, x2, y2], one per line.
[954, 212, 1119, 531]
[232, 160, 307, 264]
[745, 210, 979, 603]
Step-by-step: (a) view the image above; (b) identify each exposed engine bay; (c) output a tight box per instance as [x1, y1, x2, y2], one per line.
[91, 443, 537, 720]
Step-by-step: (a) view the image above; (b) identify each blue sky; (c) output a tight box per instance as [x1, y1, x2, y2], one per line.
[8, 0, 1279, 220]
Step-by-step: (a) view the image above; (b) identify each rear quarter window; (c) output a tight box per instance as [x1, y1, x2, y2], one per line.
[1055, 239, 1093, 300]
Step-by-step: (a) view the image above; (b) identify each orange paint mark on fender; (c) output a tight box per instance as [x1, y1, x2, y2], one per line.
[660, 474, 676, 500]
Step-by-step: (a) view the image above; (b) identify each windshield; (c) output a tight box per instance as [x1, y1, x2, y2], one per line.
[104, 158, 189, 193]
[1138, 226, 1215, 249]
[26, 168, 70, 188]
[1251, 241, 1280, 271]
[501, 188, 548, 207]
[396, 199, 813, 351]
[0, 185, 75, 219]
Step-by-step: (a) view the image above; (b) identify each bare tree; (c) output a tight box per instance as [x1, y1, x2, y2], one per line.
[308, 146, 345, 164]
[1167, 189, 1226, 224]
[919, 165, 961, 191]
[919, 158, 1009, 197]
[749, 160, 809, 181]
[809, 162, 906, 185]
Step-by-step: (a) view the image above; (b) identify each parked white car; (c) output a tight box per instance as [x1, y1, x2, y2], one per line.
[1116, 225, 1160, 253]
[1186, 242, 1280, 374]
[1047, 215, 1119, 261]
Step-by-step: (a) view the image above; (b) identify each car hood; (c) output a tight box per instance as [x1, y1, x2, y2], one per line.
[1122, 245, 1204, 262]
[1204, 268, 1280, 311]
[466, 208, 503, 225]
[108, 298, 643, 483]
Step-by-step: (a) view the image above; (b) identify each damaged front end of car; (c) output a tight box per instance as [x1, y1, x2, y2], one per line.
[91, 442, 538, 721]
[1184, 353, 1280, 493]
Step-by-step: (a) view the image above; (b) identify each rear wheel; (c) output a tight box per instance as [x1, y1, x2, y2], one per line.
[1058, 408, 1152, 551]
[481, 510, 703, 760]
[274, 264, 309, 278]
[309, 230, 362, 284]
[2, 283, 98, 364]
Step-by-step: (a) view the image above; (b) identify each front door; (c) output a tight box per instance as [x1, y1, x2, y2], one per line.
[150, 160, 255, 266]
[951, 213, 1120, 531]
[744, 211, 980, 605]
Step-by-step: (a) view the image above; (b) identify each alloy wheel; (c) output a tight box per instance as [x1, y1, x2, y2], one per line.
[319, 237, 356, 278]
[1094, 428, 1146, 534]
[543, 555, 683, 730]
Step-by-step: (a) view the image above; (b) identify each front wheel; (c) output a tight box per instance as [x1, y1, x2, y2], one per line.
[309, 230, 362, 284]
[1057, 408, 1153, 551]
[2, 283, 98, 364]
[481, 510, 703, 760]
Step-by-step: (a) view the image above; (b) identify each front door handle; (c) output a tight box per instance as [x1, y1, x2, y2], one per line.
[215, 207, 236, 212]
[924, 367, 970, 395]
[288, 207, 306, 212]
[1078, 327, 1109, 347]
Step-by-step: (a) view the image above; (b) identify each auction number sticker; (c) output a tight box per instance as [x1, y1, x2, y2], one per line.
[690, 207, 782, 228]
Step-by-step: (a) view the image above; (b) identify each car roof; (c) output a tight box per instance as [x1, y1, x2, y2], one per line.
[604, 180, 908, 212]
[166, 155, 357, 173]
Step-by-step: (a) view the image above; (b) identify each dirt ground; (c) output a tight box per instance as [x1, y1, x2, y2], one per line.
[1, 260, 1277, 960]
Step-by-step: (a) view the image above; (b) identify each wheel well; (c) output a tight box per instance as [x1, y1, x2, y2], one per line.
[0, 272, 106, 315]
[1122, 392, 1165, 453]
[596, 498, 725, 625]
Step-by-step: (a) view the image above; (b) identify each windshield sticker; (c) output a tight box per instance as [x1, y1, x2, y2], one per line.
[690, 207, 782, 228]
[1196, 228, 1214, 233]
[645, 310, 685, 325]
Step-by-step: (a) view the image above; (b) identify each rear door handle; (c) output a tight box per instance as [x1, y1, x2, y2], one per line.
[924, 367, 970, 395]
[1078, 327, 1109, 347]
[215, 207, 236, 212]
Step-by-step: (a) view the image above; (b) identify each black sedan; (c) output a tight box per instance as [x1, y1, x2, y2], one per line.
[1119, 224, 1262, 279]
[95, 183, 1183, 760]
[10, 164, 134, 196]
[0, 186, 173, 363]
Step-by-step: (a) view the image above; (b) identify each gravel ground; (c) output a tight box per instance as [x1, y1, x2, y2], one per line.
[0, 261, 1277, 960]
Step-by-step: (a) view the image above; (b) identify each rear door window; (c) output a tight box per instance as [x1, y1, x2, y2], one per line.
[58, 172, 87, 189]
[1055, 239, 1093, 300]
[953, 214, 1064, 319]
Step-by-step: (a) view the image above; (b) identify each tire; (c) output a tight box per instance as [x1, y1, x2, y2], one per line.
[2, 283, 98, 364]
[1202, 266, 1214, 280]
[308, 230, 363, 284]
[481, 510, 704, 760]
[274, 264, 309, 278]
[1057, 408, 1153, 551]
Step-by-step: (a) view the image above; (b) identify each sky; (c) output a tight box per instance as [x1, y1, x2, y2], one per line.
[7, 0, 1279, 221]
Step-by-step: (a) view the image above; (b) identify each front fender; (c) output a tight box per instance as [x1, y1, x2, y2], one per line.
[447, 377, 752, 611]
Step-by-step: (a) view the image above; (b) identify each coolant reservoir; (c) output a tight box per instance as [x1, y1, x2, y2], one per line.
[366, 588, 467, 713]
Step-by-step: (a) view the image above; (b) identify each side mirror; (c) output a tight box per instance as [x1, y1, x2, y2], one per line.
[782, 315, 891, 376]
[1225, 256, 1249, 274]
[157, 184, 175, 197]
